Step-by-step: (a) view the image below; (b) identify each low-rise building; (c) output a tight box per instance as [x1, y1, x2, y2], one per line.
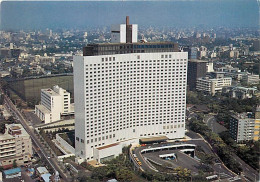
[0, 124, 32, 169]
[223, 86, 258, 99]
[196, 76, 232, 95]
[242, 74, 259, 84]
[0, 71, 10, 78]
[35, 85, 74, 124]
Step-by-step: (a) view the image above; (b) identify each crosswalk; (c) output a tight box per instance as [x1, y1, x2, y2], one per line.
[219, 172, 232, 179]
[228, 176, 241, 182]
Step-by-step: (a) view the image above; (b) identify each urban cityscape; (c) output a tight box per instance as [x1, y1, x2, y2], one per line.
[0, 1, 259, 182]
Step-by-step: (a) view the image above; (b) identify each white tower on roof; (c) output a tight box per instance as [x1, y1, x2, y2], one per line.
[111, 16, 138, 43]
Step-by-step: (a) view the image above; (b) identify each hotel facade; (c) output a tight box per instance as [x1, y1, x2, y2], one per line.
[74, 17, 188, 163]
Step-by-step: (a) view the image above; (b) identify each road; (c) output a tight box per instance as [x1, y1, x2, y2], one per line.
[134, 132, 237, 180]
[232, 154, 259, 182]
[205, 115, 227, 134]
[3, 94, 70, 182]
[205, 116, 259, 182]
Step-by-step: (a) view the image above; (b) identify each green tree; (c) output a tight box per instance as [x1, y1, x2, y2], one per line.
[13, 160, 17, 168]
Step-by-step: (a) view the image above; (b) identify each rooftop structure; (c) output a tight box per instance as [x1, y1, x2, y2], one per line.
[111, 16, 138, 43]
[83, 41, 179, 56]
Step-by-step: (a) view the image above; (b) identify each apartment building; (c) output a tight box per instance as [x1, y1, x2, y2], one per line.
[0, 124, 32, 169]
[230, 111, 260, 142]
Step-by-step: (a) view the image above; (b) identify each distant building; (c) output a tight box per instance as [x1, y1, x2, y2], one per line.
[111, 16, 138, 43]
[229, 50, 239, 58]
[242, 74, 259, 84]
[206, 62, 214, 72]
[0, 71, 10, 78]
[198, 46, 207, 59]
[196, 76, 232, 95]
[217, 65, 240, 73]
[0, 124, 32, 169]
[35, 85, 74, 124]
[187, 59, 207, 90]
[0, 47, 20, 59]
[223, 86, 258, 99]
[35, 55, 55, 65]
[230, 109, 260, 142]
[251, 39, 260, 51]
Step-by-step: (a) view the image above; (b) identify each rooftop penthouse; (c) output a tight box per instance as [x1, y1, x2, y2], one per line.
[83, 42, 179, 56]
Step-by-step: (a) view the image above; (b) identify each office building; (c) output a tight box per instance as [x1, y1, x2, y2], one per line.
[0, 124, 32, 169]
[242, 74, 259, 84]
[230, 110, 260, 142]
[187, 59, 207, 90]
[74, 17, 187, 163]
[196, 76, 232, 95]
[35, 85, 73, 124]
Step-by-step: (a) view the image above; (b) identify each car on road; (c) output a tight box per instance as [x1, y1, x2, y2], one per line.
[215, 159, 221, 164]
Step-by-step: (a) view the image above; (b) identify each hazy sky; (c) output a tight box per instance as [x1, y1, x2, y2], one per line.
[1, 0, 258, 30]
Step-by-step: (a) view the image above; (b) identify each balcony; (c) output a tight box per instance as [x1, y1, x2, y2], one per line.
[0, 148, 16, 154]
[0, 152, 16, 158]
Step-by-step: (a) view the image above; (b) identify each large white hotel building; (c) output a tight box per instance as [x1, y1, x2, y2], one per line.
[74, 17, 188, 163]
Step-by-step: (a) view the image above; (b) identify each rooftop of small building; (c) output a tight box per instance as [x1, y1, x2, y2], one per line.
[35, 104, 51, 114]
[37, 166, 49, 174]
[3, 167, 21, 175]
[41, 88, 59, 96]
[232, 112, 255, 120]
[5, 124, 30, 137]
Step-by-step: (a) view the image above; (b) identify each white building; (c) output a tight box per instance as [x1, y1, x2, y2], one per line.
[229, 50, 239, 58]
[111, 24, 126, 43]
[74, 50, 187, 163]
[35, 85, 73, 124]
[196, 77, 232, 95]
[111, 16, 138, 43]
[230, 112, 260, 142]
[242, 74, 259, 84]
[206, 62, 214, 72]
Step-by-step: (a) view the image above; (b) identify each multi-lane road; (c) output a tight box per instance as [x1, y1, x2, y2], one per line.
[205, 115, 259, 182]
[3, 93, 70, 182]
